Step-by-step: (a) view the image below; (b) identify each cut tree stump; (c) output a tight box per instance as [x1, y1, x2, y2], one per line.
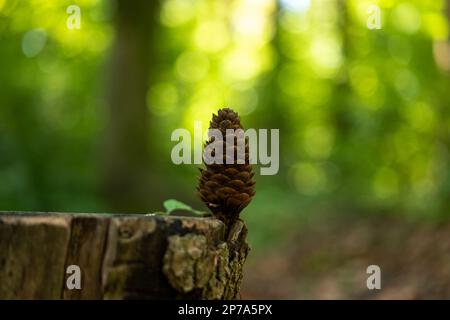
[0, 212, 249, 300]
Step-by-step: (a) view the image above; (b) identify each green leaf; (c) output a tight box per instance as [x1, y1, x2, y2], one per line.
[163, 199, 193, 213]
[163, 199, 206, 216]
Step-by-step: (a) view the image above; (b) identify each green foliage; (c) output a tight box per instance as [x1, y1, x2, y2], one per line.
[163, 199, 205, 216]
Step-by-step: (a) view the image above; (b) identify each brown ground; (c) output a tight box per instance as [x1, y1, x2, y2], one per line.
[241, 214, 450, 299]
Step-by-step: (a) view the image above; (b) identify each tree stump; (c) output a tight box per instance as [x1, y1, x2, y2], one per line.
[0, 212, 249, 299]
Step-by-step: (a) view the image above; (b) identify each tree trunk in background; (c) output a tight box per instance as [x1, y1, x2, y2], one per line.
[447, 0, 450, 21]
[102, 0, 165, 212]
[442, 0, 450, 213]
[335, 0, 352, 134]
[261, 1, 282, 129]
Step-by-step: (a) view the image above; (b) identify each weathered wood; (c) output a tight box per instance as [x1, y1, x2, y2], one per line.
[62, 215, 110, 299]
[0, 214, 71, 299]
[0, 212, 249, 300]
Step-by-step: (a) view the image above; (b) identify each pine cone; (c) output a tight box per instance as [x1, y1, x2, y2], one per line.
[197, 108, 255, 227]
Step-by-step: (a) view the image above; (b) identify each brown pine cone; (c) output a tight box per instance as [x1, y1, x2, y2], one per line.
[197, 108, 255, 227]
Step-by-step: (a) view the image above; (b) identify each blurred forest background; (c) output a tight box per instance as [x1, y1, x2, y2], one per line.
[1, 0, 450, 298]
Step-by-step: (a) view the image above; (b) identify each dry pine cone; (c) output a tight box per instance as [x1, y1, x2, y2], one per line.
[197, 108, 255, 227]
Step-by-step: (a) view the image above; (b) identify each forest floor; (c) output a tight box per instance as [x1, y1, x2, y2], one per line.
[241, 213, 450, 299]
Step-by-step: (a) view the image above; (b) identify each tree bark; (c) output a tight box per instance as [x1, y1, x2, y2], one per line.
[0, 212, 249, 299]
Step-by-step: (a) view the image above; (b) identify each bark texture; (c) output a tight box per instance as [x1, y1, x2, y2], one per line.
[0, 212, 249, 299]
